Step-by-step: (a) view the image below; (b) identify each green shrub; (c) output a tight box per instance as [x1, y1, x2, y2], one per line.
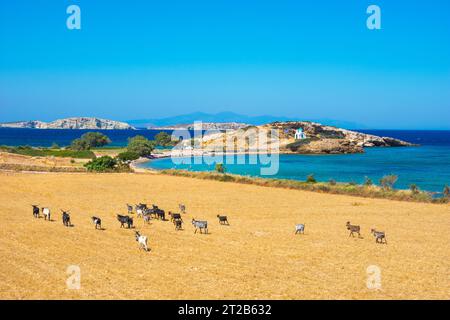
[116, 151, 140, 163]
[410, 184, 419, 194]
[306, 174, 316, 183]
[380, 175, 398, 190]
[84, 156, 117, 172]
[444, 185, 450, 198]
[215, 163, 225, 173]
[364, 176, 373, 186]
[51, 142, 60, 149]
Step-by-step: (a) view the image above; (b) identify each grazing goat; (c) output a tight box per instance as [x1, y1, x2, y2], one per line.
[126, 204, 133, 215]
[174, 219, 183, 230]
[41, 207, 51, 221]
[92, 216, 102, 229]
[135, 204, 147, 218]
[61, 210, 71, 227]
[143, 211, 151, 224]
[117, 214, 133, 228]
[31, 205, 40, 218]
[152, 208, 165, 220]
[135, 231, 149, 251]
[295, 224, 305, 234]
[371, 229, 387, 244]
[217, 215, 229, 225]
[346, 221, 361, 238]
[179, 204, 186, 214]
[192, 218, 208, 234]
[169, 211, 182, 223]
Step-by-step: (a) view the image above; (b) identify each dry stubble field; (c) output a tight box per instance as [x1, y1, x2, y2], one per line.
[0, 171, 448, 299]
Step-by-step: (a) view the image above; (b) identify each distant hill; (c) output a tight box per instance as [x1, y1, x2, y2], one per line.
[0, 117, 135, 130]
[127, 112, 366, 129]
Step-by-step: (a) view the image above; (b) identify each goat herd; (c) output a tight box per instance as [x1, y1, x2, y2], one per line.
[30, 204, 387, 253]
[31, 203, 230, 252]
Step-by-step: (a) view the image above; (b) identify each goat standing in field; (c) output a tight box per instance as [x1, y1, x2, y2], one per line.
[179, 204, 186, 214]
[92, 216, 102, 230]
[346, 221, 361, 238]
[135, 204, 147, 218]
[217, 215, 229, 225]
[295, 223, 305, 234]
[61, 210, 71, 227]
[169, 212, 183, 223]
[126, 204, 133, 215]
[142, 210, 152, 224]
[117, 214, 133, 228]
[371, 229, 387, 244]
[135, 231, 149, 251]
[31, 205, 40, 218]
[192, 218, 208, 234]
[41, 207, 51, 221]
[174, 219, 183, 230]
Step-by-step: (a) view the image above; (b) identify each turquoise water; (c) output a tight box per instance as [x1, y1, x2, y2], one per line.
[142, 146, 450, 193]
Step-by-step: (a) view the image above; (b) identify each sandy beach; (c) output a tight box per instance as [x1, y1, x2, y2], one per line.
[0, 171, 448, 299]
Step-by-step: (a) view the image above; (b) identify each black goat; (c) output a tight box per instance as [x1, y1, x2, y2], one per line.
[31, 205, 40, 218]
[217, 215, 229, 225]
[169, 211, 182, 223]
[92, 216, 102, 229]
[174, 219, 183, 230]
[61, 210, 71, 227]
[117, 214, 133, 228]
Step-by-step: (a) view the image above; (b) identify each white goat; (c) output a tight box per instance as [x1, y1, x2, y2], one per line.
[295, 223, 305, 234]
[135, 231, 149, 251]
[41, 207, 51, 221]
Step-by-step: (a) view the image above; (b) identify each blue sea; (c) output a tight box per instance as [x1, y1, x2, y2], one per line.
[1, 128, 449, 193]
[0, 128, 169, 147]
[144, 130, 450, 193]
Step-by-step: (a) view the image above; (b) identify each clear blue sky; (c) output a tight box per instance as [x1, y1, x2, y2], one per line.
[0, 0, 449, 129]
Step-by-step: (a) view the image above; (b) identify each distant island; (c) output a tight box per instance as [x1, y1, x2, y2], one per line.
[148, 122, 250, 130]
[0, 117, 135, 130]
[178, 121, 414, 155]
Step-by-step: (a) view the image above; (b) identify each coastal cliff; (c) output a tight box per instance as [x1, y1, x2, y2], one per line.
[182, 121, 414, 155]
[0, 117, 135, 130]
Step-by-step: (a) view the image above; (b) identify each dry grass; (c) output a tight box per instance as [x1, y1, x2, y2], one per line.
[0, 151, 88, 172]
[0, 172, 448, 300]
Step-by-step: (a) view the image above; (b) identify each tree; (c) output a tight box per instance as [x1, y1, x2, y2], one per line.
[154, 132, 173, 147]
[84, 156, 117, 172]
[380, 175, 398, 190]
[127, 135, 155, 157]
[215, 163, 225, 174]
[70, 138, 88, 151]
[70, 132, 111, 150]
[116, 151, 139, 163]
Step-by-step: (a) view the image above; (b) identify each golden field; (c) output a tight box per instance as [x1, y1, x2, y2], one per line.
[0, 171, 448, 300]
